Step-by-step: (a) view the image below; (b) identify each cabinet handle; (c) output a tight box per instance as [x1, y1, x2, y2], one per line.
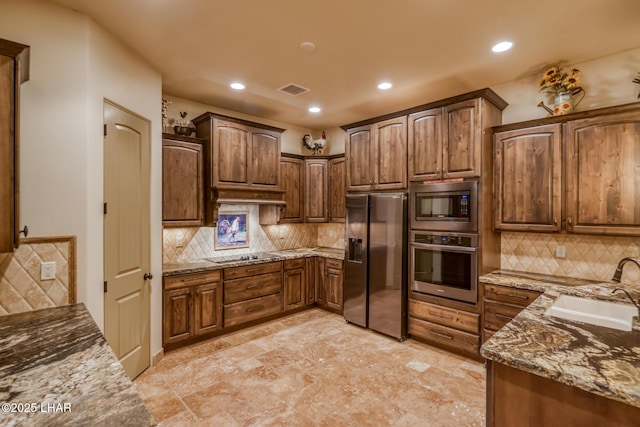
[495, 291, 528, 300]
[429, 330, 453, 340]
[19, 225, 29, 237]
[554, 218, 558, 225]
[246, 305, 263, 313]
[428, 310, 454, 320]
[246, 283, 267, 290]
[246, 267, 265, 273]
[495, 313, 513, 320]
[567, 217, 573, 225]
[179, 276, 203, 283]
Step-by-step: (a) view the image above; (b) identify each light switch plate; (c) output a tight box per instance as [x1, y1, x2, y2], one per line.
[41, 261, 56, 280]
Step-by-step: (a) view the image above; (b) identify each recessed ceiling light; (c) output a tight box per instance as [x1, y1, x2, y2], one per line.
[492, 41, 513, 53]
[378, 82, 393, 90]
[230, 82, 245, 90]
[300, 41, 316, 52]
[308, 106, 321, 113]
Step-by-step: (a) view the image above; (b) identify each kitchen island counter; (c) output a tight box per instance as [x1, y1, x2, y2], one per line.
[0, 304, 154, 426]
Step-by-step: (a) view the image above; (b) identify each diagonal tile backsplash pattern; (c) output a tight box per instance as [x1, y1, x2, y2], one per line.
[501, 232, 640, 284]
[163, 205, 343, 264]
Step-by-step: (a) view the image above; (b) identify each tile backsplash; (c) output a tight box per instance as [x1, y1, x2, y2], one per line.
[163, 205, 344, 264]
[501, 232, 640, 283]
[0, 236, 76, 316]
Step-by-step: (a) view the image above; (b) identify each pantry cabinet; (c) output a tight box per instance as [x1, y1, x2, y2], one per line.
[493, 124, 562, 232]
[345, 116, 407, 191]
[0, 38, 29, 253]
[162, 134, 205, 227]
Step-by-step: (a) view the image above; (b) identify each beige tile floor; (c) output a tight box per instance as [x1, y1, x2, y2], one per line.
[134, 309, 486, 426]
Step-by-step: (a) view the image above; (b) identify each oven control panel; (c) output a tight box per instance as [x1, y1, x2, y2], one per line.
[413, 233, 476, 247]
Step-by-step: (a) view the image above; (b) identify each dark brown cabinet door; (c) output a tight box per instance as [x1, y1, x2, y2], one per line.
[163, 287, 193, 345]
[408, 108, 442, 181]
[325, 264, 343, 312]
[443, 99, 481, 178]
[329, 156, 346, 222]
[306, 257, 316, 304]
[214, 119, 250, 186]
[316, 257, 326, 306]
[565, 110, 640, 236]
[283, 267, 306, 310]
[304, 158, 328, 222]
[250, 130, 280, 187]
[494, 124, 561, 232]
[162, 136, 204, 227]
[346, 125, 374, 191]
[280, 156, 304, 223]
[0, 39, 28, 253]
[194, 282, 223, 335]
[373, 116, 407, 190]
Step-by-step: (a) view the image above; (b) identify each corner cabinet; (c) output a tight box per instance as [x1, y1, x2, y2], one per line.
[493, 124, 562, 232]
[492, 102, 640, 236]
[0, 38, 29, 253]
[345, 116, 407, 191]
[304, 158, 329, 222]
[279, 155, 305, 223]
[162, 134, 205, 227]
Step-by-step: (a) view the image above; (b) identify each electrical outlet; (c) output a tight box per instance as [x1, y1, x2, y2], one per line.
[176, 233, 184, 247]
[41, 262, 56, 280]
[556, 245, 566, 258]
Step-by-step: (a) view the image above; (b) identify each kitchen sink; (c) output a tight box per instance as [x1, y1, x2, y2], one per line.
[545, 295, 637, 331]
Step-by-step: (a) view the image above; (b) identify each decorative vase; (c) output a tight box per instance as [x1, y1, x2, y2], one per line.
[553, 91, 574, 115]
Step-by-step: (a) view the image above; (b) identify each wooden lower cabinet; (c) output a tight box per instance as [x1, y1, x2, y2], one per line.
[487, 361, 640, 427]
[163, 270, 223, 346]
[224, 294, 282, 327]
[283, 258, 306, 310]
[324, 259, 343, 312]
[408, 299, 480, 357]
[306, 257, 316, 304]
[481, 283, 541, 344]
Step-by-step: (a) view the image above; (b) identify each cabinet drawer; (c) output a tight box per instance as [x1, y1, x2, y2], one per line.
[224, 294, 282, 327]
[483, 284, 541, 307]
[164, 270, 221, 290]
[224, 272, 282, 304]
[409, 317, 479, 355]
[223, 261, 282, 280]
[325, 258, 343, 270]
[483, 301, 524, 332]
[409, 300, 479, 334]
[284, 258, 305, 270]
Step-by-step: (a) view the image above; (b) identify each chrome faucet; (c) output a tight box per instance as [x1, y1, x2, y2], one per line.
[612, 288, 640, 320]
[611, 257, 640, 283]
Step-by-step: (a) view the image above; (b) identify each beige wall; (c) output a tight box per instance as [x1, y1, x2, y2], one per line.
[0, 0, 163, 357]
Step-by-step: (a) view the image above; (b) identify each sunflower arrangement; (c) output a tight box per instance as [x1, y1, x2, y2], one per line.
[538, 66, 581, 95]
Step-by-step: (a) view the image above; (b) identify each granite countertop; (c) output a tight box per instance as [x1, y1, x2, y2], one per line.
[163, 246, 344, 276]
[480, 270, 640, 408]
[0, 304, 154, 426]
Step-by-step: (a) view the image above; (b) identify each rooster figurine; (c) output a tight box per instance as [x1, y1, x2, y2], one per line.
[302, 131, 326, 155]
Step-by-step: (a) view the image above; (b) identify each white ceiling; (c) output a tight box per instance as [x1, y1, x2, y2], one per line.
[50, 0, 640, 129]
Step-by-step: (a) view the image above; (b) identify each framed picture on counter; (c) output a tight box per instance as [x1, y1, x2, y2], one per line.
[215, 211, 249, 250]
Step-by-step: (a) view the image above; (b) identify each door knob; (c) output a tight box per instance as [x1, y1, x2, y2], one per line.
[19, 225, 29, 237]
[144, 273, 153, 280]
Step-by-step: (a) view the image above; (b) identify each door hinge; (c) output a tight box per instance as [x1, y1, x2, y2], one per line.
[104, 281, 108, 293]
[103, 202, 107, 214]
[104, 124, 107, 136]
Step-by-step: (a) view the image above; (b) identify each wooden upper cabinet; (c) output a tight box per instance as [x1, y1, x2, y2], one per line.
[329, 156, 346, 222]
[494, 124, 562, 232]
[0, 38, 29, 253]
[443, 98, 481, 179]
[305, 158, 329, 222]
[162, 135, 204, 227]
[214, 119, 249, 185]
[565, 109, 640, 236]
[345, 117, 407, 191]
[279, 155, 304, 223]
[250, 130, 280, 187]
[408, 108, 442, 181]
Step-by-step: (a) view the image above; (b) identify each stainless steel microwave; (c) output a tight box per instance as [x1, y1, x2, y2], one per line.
[410, 180, 478, 232]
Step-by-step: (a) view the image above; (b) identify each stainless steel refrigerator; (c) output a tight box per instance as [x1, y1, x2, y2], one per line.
[344, 193, 407, 340]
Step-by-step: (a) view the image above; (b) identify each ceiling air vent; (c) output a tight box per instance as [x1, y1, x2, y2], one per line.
[278, 83, 310, 96]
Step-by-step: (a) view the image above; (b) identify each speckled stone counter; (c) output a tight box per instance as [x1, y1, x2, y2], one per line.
[163, 246, 344, 276]
[0, 304, 154, 426]
[480, 270, 640, 408]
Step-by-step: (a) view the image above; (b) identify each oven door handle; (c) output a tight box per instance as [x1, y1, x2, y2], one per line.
[410, 242, 477, 253]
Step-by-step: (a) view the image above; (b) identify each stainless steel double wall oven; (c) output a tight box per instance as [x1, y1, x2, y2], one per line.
[409, 180, 479, 304]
